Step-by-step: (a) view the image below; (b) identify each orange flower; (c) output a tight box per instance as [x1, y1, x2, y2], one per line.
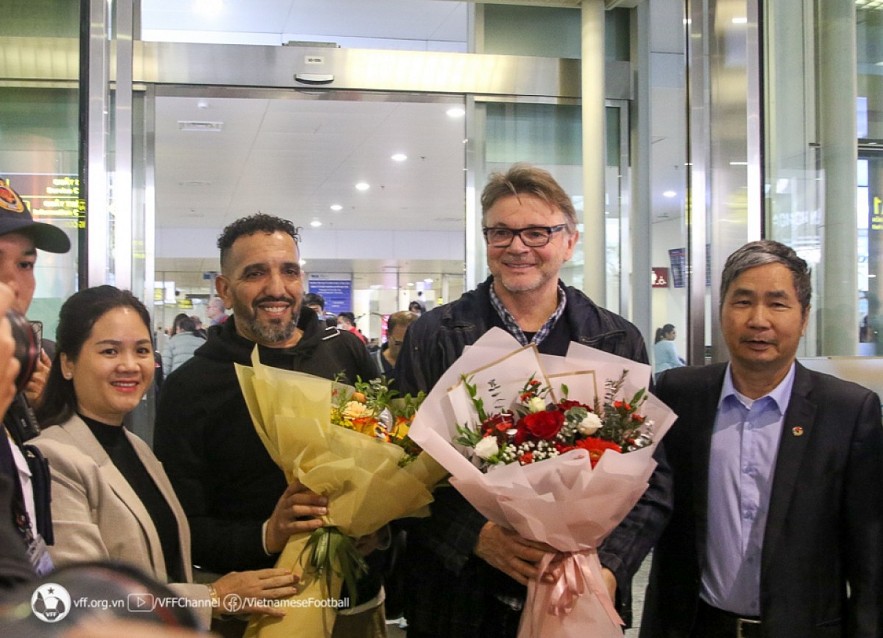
[575, 437, 622, 468]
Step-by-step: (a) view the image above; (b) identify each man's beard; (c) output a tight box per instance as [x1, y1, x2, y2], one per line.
[245, 313, 298, 344]
[236, 297, 300, 345]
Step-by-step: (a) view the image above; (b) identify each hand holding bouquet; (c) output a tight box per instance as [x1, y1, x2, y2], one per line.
[235, 350, 446, 638]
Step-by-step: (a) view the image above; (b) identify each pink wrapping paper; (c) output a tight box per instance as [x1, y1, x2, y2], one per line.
[408, 328, 677, 638]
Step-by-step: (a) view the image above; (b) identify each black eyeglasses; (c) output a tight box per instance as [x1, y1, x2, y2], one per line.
[482, 224, 568, 248]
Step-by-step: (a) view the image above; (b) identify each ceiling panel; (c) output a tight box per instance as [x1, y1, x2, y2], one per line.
[154, 94, 467, 234]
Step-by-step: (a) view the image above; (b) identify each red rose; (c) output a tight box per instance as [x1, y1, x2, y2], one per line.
[557, 399, 588, 411]
[519, 451, 534, 464]
[522, 410, 565, 440]
[481, 413, 514, 437]
[514, 421, 530, 445]
[575, 437, 622, 468]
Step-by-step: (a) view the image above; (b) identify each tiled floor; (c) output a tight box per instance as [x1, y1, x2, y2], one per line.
[387, 555, 651, 637]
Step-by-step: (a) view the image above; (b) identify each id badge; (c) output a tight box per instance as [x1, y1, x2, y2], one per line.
[26, 534, 54, 577]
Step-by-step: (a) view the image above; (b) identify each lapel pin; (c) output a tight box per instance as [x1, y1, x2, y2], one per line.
[792, 426, 804, 437]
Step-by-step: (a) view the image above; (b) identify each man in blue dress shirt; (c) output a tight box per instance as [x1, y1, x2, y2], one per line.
[641, 240, 883, 638]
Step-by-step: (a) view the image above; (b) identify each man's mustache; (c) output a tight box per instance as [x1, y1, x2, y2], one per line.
[252, 296, 298, 306]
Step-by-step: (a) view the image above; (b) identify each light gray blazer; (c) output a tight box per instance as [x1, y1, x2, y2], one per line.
[32, 415, 211, 626]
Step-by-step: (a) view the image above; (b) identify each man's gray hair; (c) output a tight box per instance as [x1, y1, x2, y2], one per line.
[720, 240, 812, 314]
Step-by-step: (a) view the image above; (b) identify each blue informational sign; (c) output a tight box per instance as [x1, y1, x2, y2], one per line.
[308, 277, 352, 315]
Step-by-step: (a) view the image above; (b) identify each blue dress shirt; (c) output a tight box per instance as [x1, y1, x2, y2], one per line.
[700, 363, 796, 616]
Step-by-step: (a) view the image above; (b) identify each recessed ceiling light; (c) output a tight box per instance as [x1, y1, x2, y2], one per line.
[310, 220, 322, 228]
[177, 121, 223, 132]
[663, 190, 677, 198]
[391, 153, 407, 162]
[732, 16, 748, 24]
[424, 278, 433, 284]
[446, 107, 466, 118]
[355, 182, 370, 191]
[330, 204, 343, 211]
[407, 283, 414, 287]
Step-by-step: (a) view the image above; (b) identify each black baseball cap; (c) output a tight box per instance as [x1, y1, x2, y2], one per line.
[0, 179, 71, 253]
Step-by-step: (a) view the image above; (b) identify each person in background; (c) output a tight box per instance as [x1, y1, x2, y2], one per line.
[407, 300, 425, 316]
[653, 323, 684, 378]
[338, 311, 368, 344]
[31, 286, 299, 629]
[161, 316, 205, 374]
[153, 214, 382, 637]
[0, 178, 72, 578]
[303, 291, 325, 315]
[189, 315, 207, 339]
[374, 310, 418, 383]
[641, 240, 883, 637]
[205, 297, 228, 326]
[395, 163, 670, 637]
[304, 291, 337, 328]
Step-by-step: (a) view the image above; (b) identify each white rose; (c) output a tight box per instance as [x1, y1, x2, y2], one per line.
[527, 397, 546, 413]
[474, 436, 500, 460]
[577, 412, 603, 435]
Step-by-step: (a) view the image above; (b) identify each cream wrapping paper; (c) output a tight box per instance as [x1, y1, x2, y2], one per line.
[408, 328, 677, 638]
[235, 348, 447, 638]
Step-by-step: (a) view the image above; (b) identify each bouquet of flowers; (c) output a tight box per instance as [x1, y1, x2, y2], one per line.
[330, 376, 425, 463]
[454, 371, 653, 470]
[408, 328, 677, 638]
[235, 350, 446, 638]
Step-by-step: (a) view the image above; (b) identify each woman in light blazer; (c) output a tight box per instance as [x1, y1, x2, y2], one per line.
[32, 286, 298, 628]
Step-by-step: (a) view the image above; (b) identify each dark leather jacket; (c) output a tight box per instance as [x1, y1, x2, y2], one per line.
[395, 277, 671, 635]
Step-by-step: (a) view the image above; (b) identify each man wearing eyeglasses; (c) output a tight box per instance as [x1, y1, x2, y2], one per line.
[395, 163, 670, 638]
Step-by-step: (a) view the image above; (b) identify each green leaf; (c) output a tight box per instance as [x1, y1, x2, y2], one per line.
[299, 527, 370, 606]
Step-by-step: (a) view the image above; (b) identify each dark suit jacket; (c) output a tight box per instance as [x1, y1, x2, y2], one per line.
[641, 362, 883, 638]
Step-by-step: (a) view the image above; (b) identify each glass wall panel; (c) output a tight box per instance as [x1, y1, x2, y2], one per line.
[857, 4, 883, 142]
[139, 0, 469, 52]
[646, 0, 689, 371]
[766, 1, 883, 363]
[0, 1, 81, 337]
[858, 4, 883, 357]
[482, 101, 585, 289]
[0, 88, 80, 338]
[0, 0, 79, 37]
[764, 0, 821, 357]
[483, 5, 581, 58]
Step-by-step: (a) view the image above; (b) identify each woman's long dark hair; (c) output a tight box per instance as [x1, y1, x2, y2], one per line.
[654, 323, 676, 344]
[35, 286, 153, 427]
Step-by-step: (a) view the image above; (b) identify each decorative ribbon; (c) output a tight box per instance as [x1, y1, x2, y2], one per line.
[518, 549, 623, 638]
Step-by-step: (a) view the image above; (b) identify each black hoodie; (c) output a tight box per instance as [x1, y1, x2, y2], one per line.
[154, 308, 379, 599]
